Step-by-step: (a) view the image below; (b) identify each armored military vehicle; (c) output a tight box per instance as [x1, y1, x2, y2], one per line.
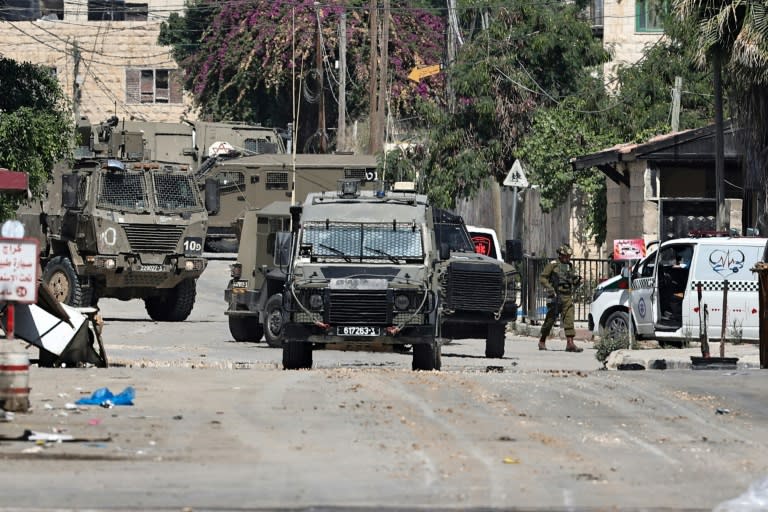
[280, 180, 441, 371]
[432, 208, 522, 358]
[117, 118, 287, 169]
[224, 201, 291, 346]
[18, 117, 214, 321]
[196, 153, 379, 252]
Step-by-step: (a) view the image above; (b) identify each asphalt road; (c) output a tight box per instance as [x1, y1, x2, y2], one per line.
[1, 258, 767, 511]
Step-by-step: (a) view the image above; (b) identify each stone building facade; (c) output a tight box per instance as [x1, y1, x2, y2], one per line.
[0, 0, 192, 123]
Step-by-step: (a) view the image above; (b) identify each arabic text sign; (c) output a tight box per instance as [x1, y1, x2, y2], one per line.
[0, 238, 39, 303]
[613, 238, 646, 261]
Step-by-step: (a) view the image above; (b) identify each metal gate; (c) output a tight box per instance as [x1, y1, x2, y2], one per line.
[518, 257, 618, 323]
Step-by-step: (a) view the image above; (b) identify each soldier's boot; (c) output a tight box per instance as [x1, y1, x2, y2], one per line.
[538, 335, 547, 351]
[565, 336, 583, 353]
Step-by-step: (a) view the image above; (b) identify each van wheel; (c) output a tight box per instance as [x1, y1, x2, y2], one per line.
[283, 342, 312, 370]
[604, 311, 630, 340]
[145, 279, 196, 321]
[412, 342, 441, 371]
[264, 294, 285, 348]
[485, 323, 506, 358]
[43, 256, 89, 307]
[229, 315, 264, 342]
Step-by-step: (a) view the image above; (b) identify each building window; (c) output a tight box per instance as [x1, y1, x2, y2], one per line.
[88, 1, 147, 21]
[125, 68, 183, 104]
[636, 0, 666, 32]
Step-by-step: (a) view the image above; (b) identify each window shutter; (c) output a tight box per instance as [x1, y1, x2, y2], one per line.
[140, 69, 154, 103]
[170, 69, 184, 104]
[125, 68, 140, 103]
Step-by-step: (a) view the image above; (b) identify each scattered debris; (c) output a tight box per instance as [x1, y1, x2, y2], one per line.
[486, 366, 504, 373]
[502, 456, 520, 464]
[75, 386, 134, 407]
[0, 429, 111, 442]
[716, 408, 731, 415]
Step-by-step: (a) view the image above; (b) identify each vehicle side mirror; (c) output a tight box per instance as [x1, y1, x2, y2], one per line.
[61, 174, 83, 209]
[274, 231, 292, 266]
[204, 178, 220, 215]
[439, 242, 450, 261]
[289, 205, 303, 233]
[505, 239, 523, 263]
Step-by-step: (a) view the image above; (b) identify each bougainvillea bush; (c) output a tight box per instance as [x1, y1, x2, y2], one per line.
[160, 0, 445, 136]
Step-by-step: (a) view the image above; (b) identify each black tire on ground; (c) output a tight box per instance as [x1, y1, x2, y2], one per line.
[43, 256, 90, 307]
[144, 279, 197, 322]
[412, 342, 441, 371]
[485, 323, 506, 358]
[604, 310, 630, 340]
[263, 294, 285, 348]
[283, 342, 313, 370]
[228, 315, 264, 342]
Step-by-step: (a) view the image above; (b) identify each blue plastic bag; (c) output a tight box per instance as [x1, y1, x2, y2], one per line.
[75, 386, 135, 406]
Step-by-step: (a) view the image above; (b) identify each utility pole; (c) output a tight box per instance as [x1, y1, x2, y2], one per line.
[72, 41, 81, 121]
[377, 0, 389, 153]
[446, 0, 456, 114]
[337, 11, 347, 152]
[367, 0, 380, 153]
[713, 53, 728, 233]
[671, 76, 682, 132]
[315, 9, 327, 154]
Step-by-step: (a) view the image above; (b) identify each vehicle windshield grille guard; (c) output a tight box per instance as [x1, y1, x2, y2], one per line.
[301, 221, 424, 262]
[152, 172, 202, 212]
[96, 171, 149, 212]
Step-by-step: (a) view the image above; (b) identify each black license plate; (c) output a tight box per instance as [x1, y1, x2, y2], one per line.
[337, 326, 381, 337]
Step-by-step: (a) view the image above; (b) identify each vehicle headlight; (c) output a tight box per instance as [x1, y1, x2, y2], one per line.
[394, 294, 411, 311]
[309, 293, 323, 310]
[104, 258, 116, 269]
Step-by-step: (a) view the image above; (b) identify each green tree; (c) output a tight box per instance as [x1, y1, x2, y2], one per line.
[416, 0, 610, 209]
[0, 58, 74, 221]
[673, 0, 768, 231]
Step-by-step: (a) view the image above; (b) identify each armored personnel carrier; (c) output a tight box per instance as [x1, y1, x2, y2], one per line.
[280, 180, 441, 370]
[224, 201, 291, 346]
[432, 208, 522, 358]
[18, 117, 213, 321]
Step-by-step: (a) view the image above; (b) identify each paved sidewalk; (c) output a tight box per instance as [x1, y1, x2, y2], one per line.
[510, 320, 764, 371]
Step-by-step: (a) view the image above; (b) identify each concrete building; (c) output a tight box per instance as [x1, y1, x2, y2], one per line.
[601, 0, 665, 80]
[0, 0, 191, 123]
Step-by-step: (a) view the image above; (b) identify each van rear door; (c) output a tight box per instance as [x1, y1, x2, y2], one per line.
[690, 242, 764, 340]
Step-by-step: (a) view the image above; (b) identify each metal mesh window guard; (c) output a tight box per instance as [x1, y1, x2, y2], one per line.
[153, 173, 200, 211]
[97, 171, 147, 211]
[302, 222, 423, 261]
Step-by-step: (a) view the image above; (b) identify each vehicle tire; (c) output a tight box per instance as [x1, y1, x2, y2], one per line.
[485, 323, 506, 358]
[144, 279, 197, 322]
[604, 310, 630, 340]
[412, 342, 441, 371]
[43, 256, 89, 307]
[228, 315, 264, 342]
[263, 294, 285, 348]
[283, 342, 312, 370]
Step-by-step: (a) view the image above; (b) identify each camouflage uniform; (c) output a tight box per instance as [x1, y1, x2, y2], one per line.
[539, 245, 581, 339]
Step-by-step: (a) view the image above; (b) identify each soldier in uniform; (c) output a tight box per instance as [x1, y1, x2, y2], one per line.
[538, 244, 583, 352]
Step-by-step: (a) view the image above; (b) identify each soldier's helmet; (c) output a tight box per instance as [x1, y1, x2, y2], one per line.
[557, 244, 573, 256]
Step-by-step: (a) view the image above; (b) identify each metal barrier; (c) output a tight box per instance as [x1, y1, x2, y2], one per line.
[519, 256, 618, 323]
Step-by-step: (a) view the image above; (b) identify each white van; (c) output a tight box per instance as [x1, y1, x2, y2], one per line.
[589, 236, 768, 343]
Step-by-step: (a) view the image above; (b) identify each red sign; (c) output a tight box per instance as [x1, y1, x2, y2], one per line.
[613, 239, 645, 261]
